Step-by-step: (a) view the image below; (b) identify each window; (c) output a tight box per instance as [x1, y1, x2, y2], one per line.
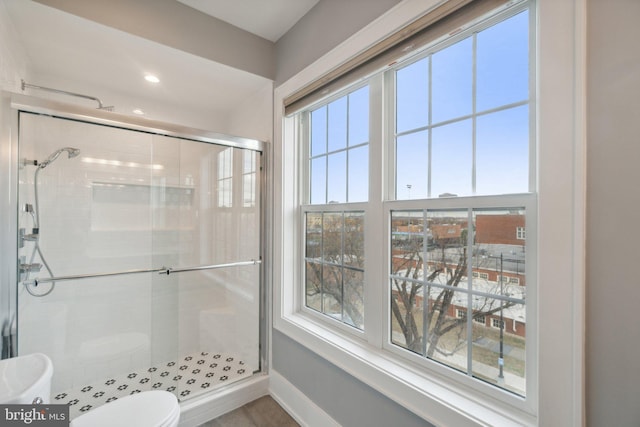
[517, 226, 526, 240]
[492, 318, 505, 330]
[275, 0, 585, 424]
[303, 86, 369, 330]
[456, 309, 467, 319]
[308, 86, 369, 205]
[389, 9, 530, 396]
[473, 314, 487, 325]
[300, 6, 531, 397]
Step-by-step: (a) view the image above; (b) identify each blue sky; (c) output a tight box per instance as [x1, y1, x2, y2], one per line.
[310, 10, 529, 203]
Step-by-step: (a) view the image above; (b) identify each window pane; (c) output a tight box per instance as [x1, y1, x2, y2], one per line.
[349, 86, 369, 146]
[344, 212, 364, 268]
[476, 105, 529, 195]
[310, 157, 326, 204]
[476, 10, 529, 112]
[306, 261, 323, 312]
[397, 58, 429, 133]
[426, 289, 468, 373]
[311, 106, 327, 157]
[348, 145, 368, 202]
[390, 211, 426, 354]
[396, 130, 428, 200]
[322, 264, 343, 320]
[431, 119, 472, 198]
[471, 299, 526, 396]
[327, 152, 346, 203]
[328, 97, 347, 152]
[472, 209, 526, 294]
[390, 277, 424, 354]
[344, 268, 364, 329]
[426, 210, 468, 288]
[306, 213, 322, 258]
[322, 212, 343, 263]
[432, 38, 472, 124]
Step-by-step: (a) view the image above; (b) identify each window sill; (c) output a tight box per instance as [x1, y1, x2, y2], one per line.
[274, 311, 536, 427]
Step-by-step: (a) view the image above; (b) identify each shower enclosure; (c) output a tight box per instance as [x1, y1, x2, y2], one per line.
[1, 94, 266, 421]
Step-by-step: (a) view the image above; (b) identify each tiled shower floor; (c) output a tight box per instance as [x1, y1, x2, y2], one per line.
[52, 351, 253, 420]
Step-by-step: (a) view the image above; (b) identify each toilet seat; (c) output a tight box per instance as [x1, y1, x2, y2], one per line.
[70, 390, 180, 427]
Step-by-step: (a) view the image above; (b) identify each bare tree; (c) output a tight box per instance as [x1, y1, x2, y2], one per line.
[306, 212, 515, 360]
[305, 213, 364, 328]
[391, 219, 515, 359]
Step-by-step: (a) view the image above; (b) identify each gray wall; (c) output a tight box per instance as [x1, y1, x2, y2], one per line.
[275, 0, 402, 85]
[273, 331, 431, 427]
[586, 0, 640, 426]
[32, 0, 275, 80]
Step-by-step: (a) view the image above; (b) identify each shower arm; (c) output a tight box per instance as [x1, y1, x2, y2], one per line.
[21, 80, 113, 111]
[22, 259, 262, 286]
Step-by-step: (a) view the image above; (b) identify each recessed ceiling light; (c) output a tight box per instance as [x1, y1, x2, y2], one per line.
[133, 109, 144, 115]
[144, 74, 160, 83]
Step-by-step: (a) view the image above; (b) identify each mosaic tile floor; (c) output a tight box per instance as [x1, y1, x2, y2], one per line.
[52, 351, 253, 420]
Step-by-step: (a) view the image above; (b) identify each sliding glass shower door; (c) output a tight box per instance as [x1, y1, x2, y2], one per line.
[16, 111, 262, 417]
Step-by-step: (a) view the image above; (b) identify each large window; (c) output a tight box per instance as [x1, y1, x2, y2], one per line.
[300, 5, 532, 397]
[276, 0, 586, 424]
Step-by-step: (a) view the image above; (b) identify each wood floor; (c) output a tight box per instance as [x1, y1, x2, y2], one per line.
[197, 396, 300, 427]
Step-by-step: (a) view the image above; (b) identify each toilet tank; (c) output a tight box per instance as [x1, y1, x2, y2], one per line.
[0, 353, 53, 404]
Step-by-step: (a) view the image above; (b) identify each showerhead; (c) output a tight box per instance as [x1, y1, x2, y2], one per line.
[38, 147, 81, 169]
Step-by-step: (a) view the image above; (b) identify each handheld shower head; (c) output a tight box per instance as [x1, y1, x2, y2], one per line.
[38, 147, 81, 169]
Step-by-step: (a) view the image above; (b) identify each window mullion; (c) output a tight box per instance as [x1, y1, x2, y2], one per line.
[472, 32, 478, 195]
[427, 55, 433, 199]
[363, 73, 384, 347]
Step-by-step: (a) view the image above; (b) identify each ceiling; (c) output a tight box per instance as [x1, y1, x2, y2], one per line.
[176, 0, 319, 42]
[2, 0, 318, 132]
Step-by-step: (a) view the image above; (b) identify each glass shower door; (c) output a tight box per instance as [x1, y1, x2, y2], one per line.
[15, 111, 262, 418]
[169, 138, 261, 401]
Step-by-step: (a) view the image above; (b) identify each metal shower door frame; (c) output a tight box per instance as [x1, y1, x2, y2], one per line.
[0, 92, 270, 377]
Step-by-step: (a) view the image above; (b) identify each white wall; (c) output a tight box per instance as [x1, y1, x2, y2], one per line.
[586, 0, 640, 425]
[0, 1, 29, 92]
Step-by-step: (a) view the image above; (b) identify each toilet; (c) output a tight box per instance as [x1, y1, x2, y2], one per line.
[71, 390, 180, 427]
[0, 353, 180, 427]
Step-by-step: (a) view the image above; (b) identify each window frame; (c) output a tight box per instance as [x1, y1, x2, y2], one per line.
[273, 0, 586, 425]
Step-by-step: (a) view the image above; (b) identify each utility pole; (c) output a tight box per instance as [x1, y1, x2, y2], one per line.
[498, 252, 504, 381]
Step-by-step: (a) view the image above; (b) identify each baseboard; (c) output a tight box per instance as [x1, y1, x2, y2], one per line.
[269, 370, 340, 427]
[178, 374, 269, 427]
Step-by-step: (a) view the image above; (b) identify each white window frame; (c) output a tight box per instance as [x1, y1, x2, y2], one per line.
[273, 0, 586, 425]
